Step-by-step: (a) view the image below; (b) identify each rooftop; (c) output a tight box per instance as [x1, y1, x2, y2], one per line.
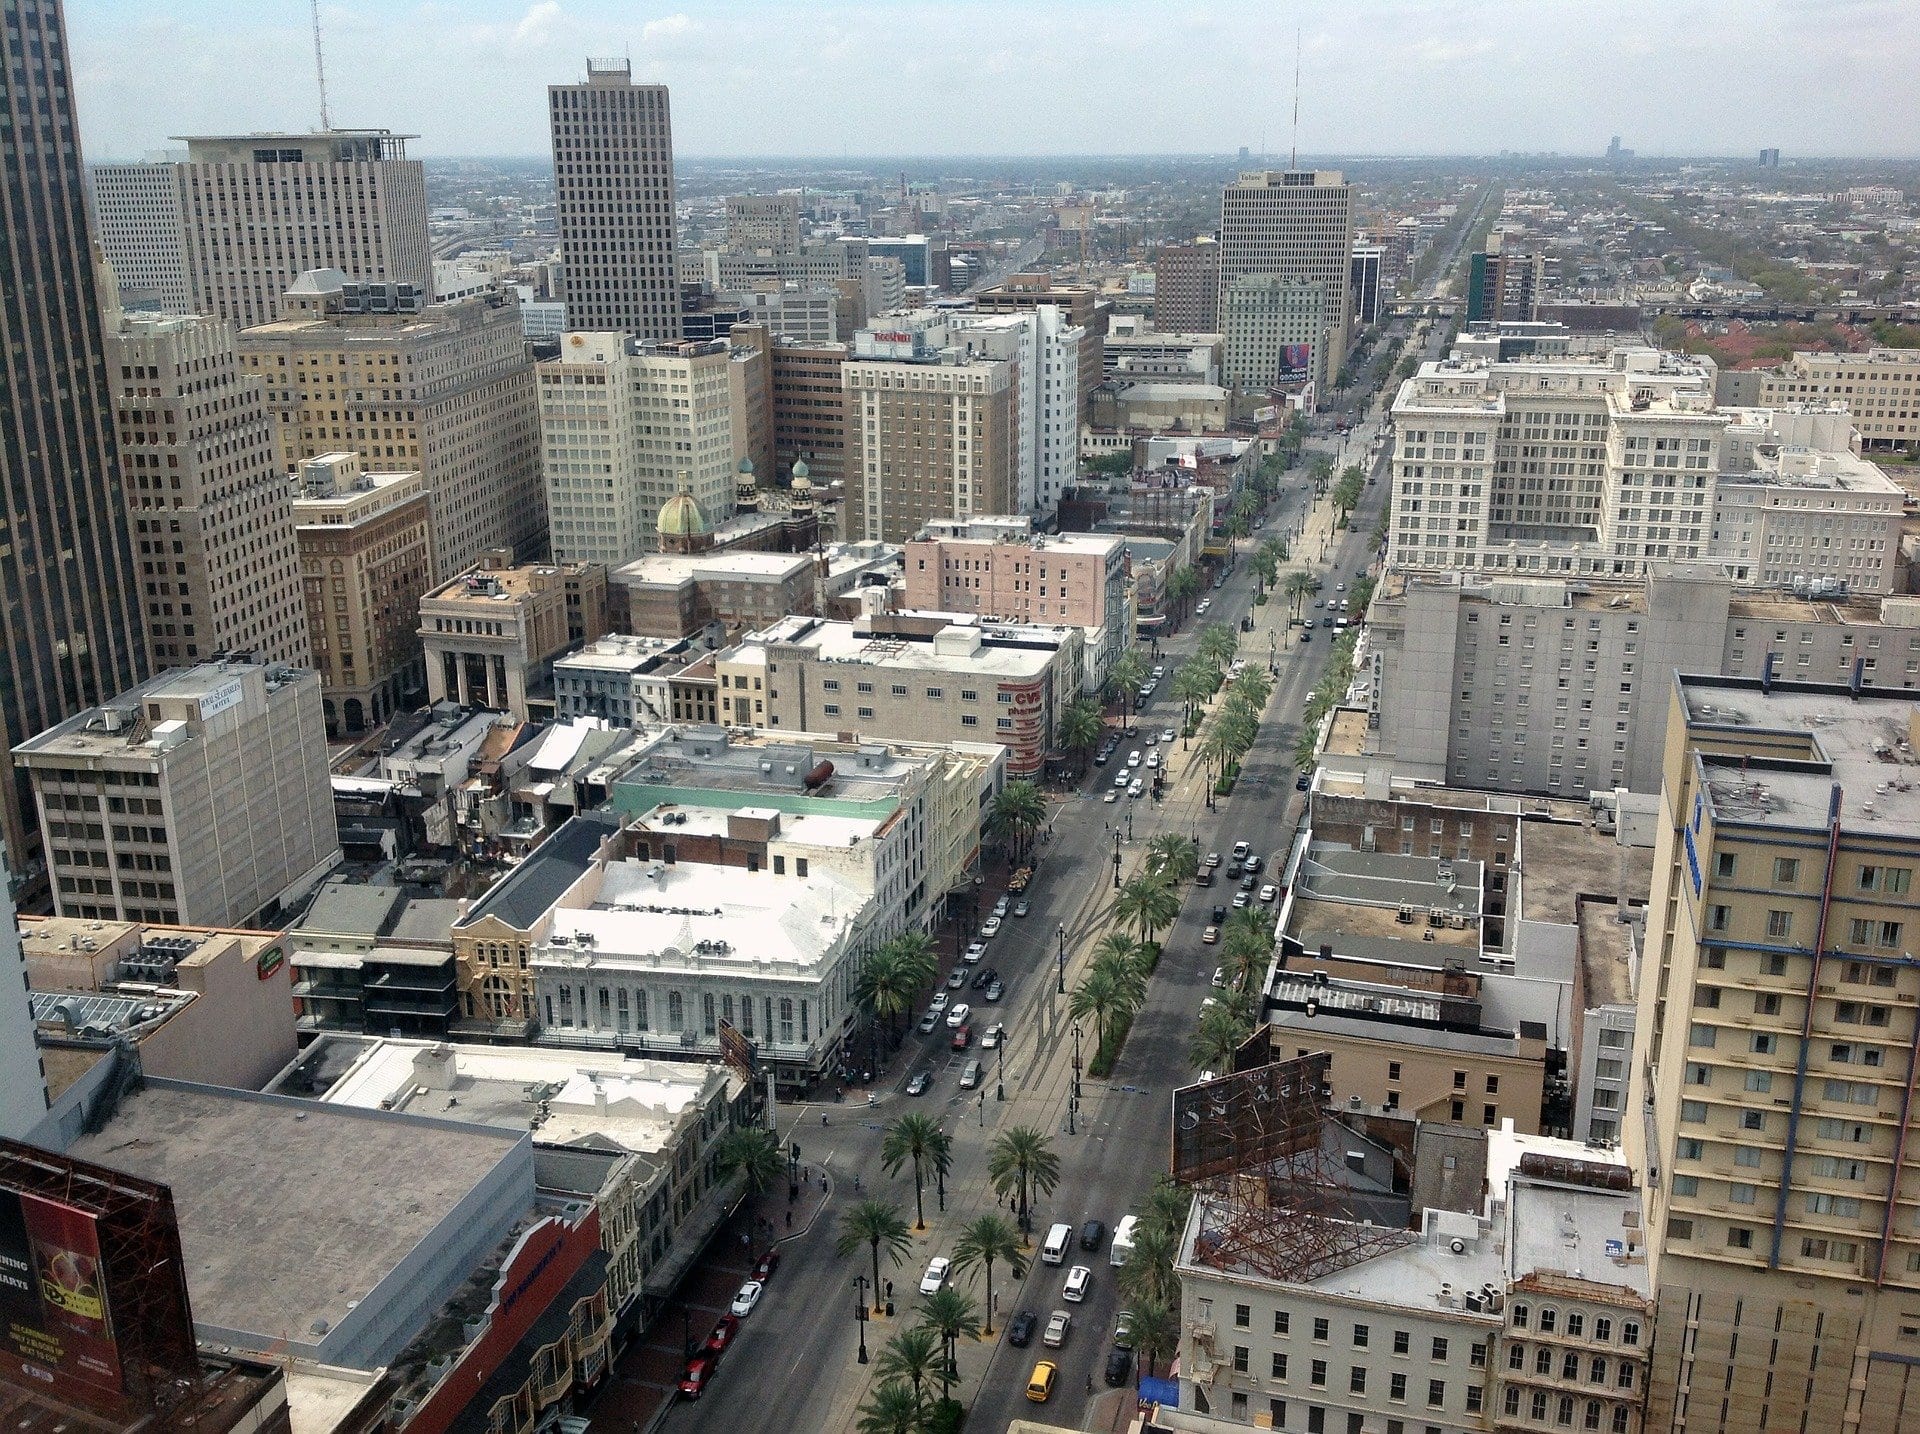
[738, 614, 1070, 678]
[68, 1082, 525, 1355]
[14, 660, 307, 761]
[554, 635, 695, 676]
[612, 550, 813, 587]
[1513, 818, 1653, 926]
[1678, 674, 1920, 838]
[458, 810, 622, 931]
[1489, 1127, 1648, 1298]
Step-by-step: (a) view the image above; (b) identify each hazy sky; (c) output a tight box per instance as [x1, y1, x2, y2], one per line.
[68, 0, 1920, 161]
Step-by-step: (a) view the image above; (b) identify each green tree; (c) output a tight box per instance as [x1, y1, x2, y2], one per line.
[1129, 1297, 1182, 1385]
[1107, 649, 1150, 718]
[1233, 664, 1273, 711]
[1117, 1222, 1180, 1311]
[1092, 928, 1148, 976]
[1114, 872, 1180, 945]
[917, 1285, 981, 1398]
[854, 942, 915, 1038]
[1167, 566, 1202, 623]
[987, 780, 1047, 866]
[836, 1199, 915, 1313]
[711, 1125, 784, 1214]
[1171, 659, 1217, 726]
[1145, 833, 1199, 885]
[1196, 723, 1238, 791]
[856, 1379, 929, 1434]
[1070, 962, 1131, 1056]
[951, 1213, 1026, 1335]
[1284, 570, 1317, 621]
[988, 1126, 1061, 1237]
[1189, 998, 1253, 1072]
[1198, 622, 1237, 670]
[875, 1326, 942, 1419]
[1054, 697, 1104, 774]
[882, 1113, 947, 1230]
[1348, 574, 1376, 615]
[1250, 544, 1279, 597]
[1137, 1174, 1195, 1244]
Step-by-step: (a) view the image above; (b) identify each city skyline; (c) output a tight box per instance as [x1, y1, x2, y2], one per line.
[68, 0, 1920, 162]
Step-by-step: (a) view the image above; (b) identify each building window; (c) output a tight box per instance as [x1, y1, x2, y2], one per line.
[1428, 1379, 1446, 1408]
[1235, 1304, 1251, 1329]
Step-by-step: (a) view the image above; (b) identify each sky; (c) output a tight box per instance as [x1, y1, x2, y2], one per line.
[67, 0, 1920, 162]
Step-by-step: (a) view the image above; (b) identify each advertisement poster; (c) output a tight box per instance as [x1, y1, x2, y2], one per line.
[0, 1189, 124, 1395]
[1278, 342, 1314, 384]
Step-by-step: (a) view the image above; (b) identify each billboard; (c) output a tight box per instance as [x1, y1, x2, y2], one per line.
[0, 1188, 123, 1396]
[1171, 1047, 1329, 1186]
[0, 1141, 199, 1416]
[1278, 342, 1314, 384]
[717, 1018, 758, 1078]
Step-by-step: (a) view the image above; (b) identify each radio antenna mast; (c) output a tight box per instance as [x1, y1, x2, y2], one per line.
[1290, 26, 1301, 168]
[310, 0, 333, 130]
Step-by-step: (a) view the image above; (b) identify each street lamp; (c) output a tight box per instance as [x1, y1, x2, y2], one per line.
[854, 1275, 869, 1363]
[979, 1089, 987, 1127]
[1112, 831, 1122, 889]
[1057, 923, 1067, 994]
[996, 1029, 1006, 1102]
[1072, 1021, 1084, 1104]
[1126, 806, 1134, 843]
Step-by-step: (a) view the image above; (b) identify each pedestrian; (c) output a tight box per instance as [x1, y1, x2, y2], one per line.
[853, 1175, 861, 1192]
[786, 1210, 793, 1229]
[821, 1173, 828, 1192]
[821, 1112, 829, 1127]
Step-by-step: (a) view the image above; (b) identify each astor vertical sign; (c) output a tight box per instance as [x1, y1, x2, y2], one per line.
[0, 1187, 125, 1395]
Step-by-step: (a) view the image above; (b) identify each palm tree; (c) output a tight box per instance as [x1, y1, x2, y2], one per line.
[856, 1379, 927, 1434]
[1054, 697, 1104, 774]
[1171, 660, 1216, 727]
[1196, 724, 1237, 794]
[711, 1125, 784, 1219]
[836, 1199, 914, 1313]
[951, 1214, 1025, 1335]
[1189, 999, 1253, 1072]
[1284, 570, 1316, 622]
[854, 944, 913, 1038]
[1105, 649, 1149, 721]
[1167, 566, 1202, 625]
[988, 1126, 1061, 1238]
[1234, 664, 1273, 711]
[1145, 833, 1199, 886]
[1137, 1174, 1194, 1243]
[987, 780, 1047, 866]
[918, 1285, 981, 1399]
[1129, 1296, 1181, 1386]
[875, 1326, 942, 1418]
[881, 1113, 946, 1230]
[1069, 963, 1126, 1054]
[1092, 928, 1147, 975]
[1115, 872, 1180, 946]
[888, 930, 939, 997]
[1224, 512, 1250, 541]
[1250, 545, 1279, 597]
[1117, 1222, 1180, 1311]
[1198, 622, 1237, 670]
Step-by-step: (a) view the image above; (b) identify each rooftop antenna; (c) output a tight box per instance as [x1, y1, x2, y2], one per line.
[1290, 25, 1301, 169]
[310, 0, 332, 130]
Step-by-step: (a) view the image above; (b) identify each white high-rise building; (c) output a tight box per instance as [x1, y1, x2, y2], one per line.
[549, 60, 681, 341]
[1217, 170, 1355, 395]
[537, 333, 737, 565]
[93, 130, 431, 330]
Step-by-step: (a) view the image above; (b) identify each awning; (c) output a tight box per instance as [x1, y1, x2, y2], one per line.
[1138, 1374, 1179, 1406]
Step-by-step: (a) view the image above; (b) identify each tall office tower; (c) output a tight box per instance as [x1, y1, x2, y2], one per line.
[537, 334, 736, 565]
[844, 326, 1019, 544]
[1466, 231, 1547, 324]
[1217, 170, 1355, 394]
[726, 193, 802, 253]
[1220, 275, 1323, 390]
[767, 338, 850, 488]
[974, 273, 1108, 415]
[1349, 242, 1384, 326]
[108, 311, 310, 669]
[239, 273, 547, 577]
[549, 60, 681, 341]
[940, 306, 1084, 518]
[1628, 672, 1920, 1434]
[93, 130, 431, 330]
[1152, 239, 1221, 332]
[0, 845, 48, 1139]
[0, 0, 150, 882]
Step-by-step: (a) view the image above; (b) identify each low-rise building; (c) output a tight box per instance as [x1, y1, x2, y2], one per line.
[611, 548, 817, 641]
[552, 635, 702, 726]
[1088, 379, 1232, 435]
[1707, 444, 1904, 595]
[717, 608, 1083, 778]
[1758, 345, 1920, 451]
[284, 877, 464, 1038]
[293, 452, 435, 735]
[420, 551, 610, 721]
[14, 660, 338, 928]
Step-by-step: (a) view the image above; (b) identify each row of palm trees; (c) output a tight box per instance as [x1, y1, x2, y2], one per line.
[1067, 836, 1194, 1066]
[985, 779, 1047, 865]
[1111, 1174, 1199, 1392]
[1189, 906, 1271, 1073]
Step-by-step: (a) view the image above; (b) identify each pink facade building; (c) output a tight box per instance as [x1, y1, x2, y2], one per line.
[904, 516, 1127, 634]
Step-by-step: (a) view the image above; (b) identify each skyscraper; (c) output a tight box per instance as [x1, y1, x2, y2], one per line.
[0, 0, 150, 880]
[1217, 170, 1355, 394]
[1153, 240, 1221, 333]
[550, 60, 681, 340]
[93, 130, 431, 330]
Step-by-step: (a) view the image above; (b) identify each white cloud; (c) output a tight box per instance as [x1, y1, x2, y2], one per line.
[514, 0, 564, 46]
[641, 14, 695, 44]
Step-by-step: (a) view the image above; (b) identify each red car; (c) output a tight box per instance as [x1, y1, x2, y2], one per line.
[679, 1355, 718, 1399]
[951, 1024, 972, 1050]
[753, 1247, 781, 1282]
[703, 1314, 741, 1356]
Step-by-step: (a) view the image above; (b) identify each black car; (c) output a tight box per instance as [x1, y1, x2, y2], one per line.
[1226, 859, 1243, 879]
[1105, 1348, 1134, 1386]
[972, 967, 999, 990]
[1210, 905, 1227, 924]
[1240, 874, 1258, 893]
[1295, 772, 1311, 791]
[1080, 1219, 1106, 1252]
[906, 1071, 931, 1096]
[1007, 1309, 1038, 1348]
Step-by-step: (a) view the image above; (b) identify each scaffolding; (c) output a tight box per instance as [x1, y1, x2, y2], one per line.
[1176, 1039, 1411, 1285]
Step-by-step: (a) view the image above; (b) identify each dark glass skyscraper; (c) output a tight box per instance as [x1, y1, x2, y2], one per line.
[0, 0, 148, 883]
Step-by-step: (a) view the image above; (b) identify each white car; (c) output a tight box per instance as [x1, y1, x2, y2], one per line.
[1044, 1309, 1072, 1347]
[946, 1003, 971, 1028]
[1113, 771, 1130, 788]
[1161, 729, 1176, 743]
[1103, 790, 1119, 804]
[993, 895, 1010, 918]
[1260, 884, 1278, 903]
[730, 1280, 764, 1317]
[1063, 1264, 1092, 1302]
[929, 992, 950, 1013]
[920, 1257, 951, 1295]
[982, 916, 1002, 939]
[1128, 780, 1144, 799]
[983, 1023, 1005, 1049]
[1145, 753, 1160, 769]
[963, 941, 987, 963]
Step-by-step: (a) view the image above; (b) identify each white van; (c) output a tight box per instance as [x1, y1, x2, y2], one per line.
[1042, 1222, 1073, 1266]
[1110, 1215, 1140, 1268]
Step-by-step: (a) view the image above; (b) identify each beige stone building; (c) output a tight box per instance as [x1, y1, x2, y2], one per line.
[13, 660, 338, 929]
[725, 193, 802, 253]
[768, 337, 849, 487]
[612, 548, 817, 641]
[93, 130, 431, 331]
[293, 453, 435, 734]
[420, 552, 608, 721]
[536, 333, 736, 566]
[1628, 672, 1920, 1434]
[1153, 239, 1221, 333]
[240, 272, 546, 577]
[108, 311, 309, 670]
[1759, 346, 1920, 451]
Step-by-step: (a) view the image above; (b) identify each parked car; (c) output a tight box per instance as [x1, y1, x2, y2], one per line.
[703, 1315, 742, 1356]
[1211, 966, 1226, 988]
[678, 1355, 718, 1400]
[1013, 898, 1030, 917]
[1211, 904, 1227, 923]
[1080, 1220, 1107, 1252]
[1043, 1310, 1072, 1347]
[946, 966, 966, 989]
[959, 1059, 983, 1090]
[729, 1281, 763, 1317]
[1295, 771, 1311, 791]
[1260, 884, 1278, 903]
[1202, 925, 1220, 944]
[986, 979, 1004, 1002]
[1226, 859, 1243, 879]
[753, 1247, 781, 1282]
[981, 916, 1002, 938]
[1103, 790, 1119, 804]
[1245, 854, 1264, 874]
[1161, 728, 1177, 743]
[1007, 1309, 1038, 1347]
[1126, 750, 1142, 768]
[963, 941, 987, 964]
[993, 894, 1010, 918]
[930, 992, 950, 1013]
[1063, 1265, 1093, 1302]
[1145, 753, 1161, 769]
[1105, 1347, 1134, 1386]
[1113, 771, 1131, 789]
[1240, 874, 1258, 892]
[1194, 868, 1214, 887]
[920, 1257, 951, 1295]
[972, 966, 999, 990]
[917, 1010, 940, 1034]
[946, 1003, 970, 1028]
[951, 1024, 972, 1050]
[1232, 841, 1251, 861]
[906, 1070, 931, 1096]
[982, 1022, 1005, 1049]
[1113, 1310, 1135, 1348]
[1231, 893, 1250, 909]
